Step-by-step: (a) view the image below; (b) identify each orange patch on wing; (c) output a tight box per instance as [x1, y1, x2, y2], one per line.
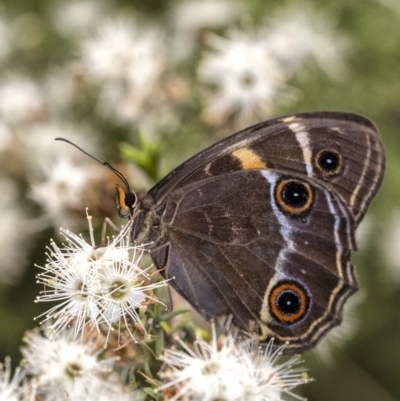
[232, 147, 266, 170]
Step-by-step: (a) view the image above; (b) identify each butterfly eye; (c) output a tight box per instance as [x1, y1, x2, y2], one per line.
[116, 185, 136, 218]
[274, 179, 313, 215]
[315, 148, 342, 176]
[124, 191, 137, 208]
[269, 281, 309, 324]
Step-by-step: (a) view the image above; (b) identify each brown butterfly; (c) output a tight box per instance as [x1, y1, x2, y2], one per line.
[58, 111, 386, 353]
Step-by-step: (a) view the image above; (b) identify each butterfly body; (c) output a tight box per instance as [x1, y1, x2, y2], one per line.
[127, 111, 385, 353]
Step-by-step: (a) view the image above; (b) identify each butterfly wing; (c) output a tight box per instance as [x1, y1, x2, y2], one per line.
[151, 168, 357, 352]
[150, 112, 385, 225]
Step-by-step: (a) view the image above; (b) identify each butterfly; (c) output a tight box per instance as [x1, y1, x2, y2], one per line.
[58, 111, 386, 353]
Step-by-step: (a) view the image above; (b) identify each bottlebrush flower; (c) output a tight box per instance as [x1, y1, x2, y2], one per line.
[35, 211, 169, 344]
[198, 29, 289, 127]
[159, 324, 311, 401]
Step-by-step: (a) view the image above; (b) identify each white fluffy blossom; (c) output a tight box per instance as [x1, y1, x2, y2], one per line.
[49, 0, 110, 38]
[198, 30, 290, 127]
[80, 386, 144, 401]
[159, 325, 311, 401]
[265, 4, 350, 79]
[35, 213, 168, 344]
[29, 158, 95, 230]
[44, 63, 88, 113]
[0, 75, 46, 125]
[21, 327, 116, 401]
[171, 0, 242, 59]
[21, 121, 99, 168]
[21, 121, 102, 231]
[81, 15, 165, 122]
[0, 357, 26, 401]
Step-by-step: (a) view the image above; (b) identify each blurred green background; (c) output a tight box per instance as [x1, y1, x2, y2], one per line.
[0, 0, 399, 400]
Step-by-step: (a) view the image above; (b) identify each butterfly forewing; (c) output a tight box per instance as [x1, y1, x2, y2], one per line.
[150, 112, 385, 225]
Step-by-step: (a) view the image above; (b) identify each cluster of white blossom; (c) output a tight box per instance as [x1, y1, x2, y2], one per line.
[198, 7, 349, 127]
[35, 212, 168, 344]
[21, 327, 119, 401]
[81, 15, 165, 123]
[0, 0, 351, 287]
[0, 357, 32, 401]
[2, 322, 312, 401]
[0, 209, 311, 401]
[0, 1, 362, 400]
[1, 326, 143, 401]
[159, 324, 311, 401]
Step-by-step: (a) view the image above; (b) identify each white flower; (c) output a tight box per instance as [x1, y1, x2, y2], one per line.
[81, 15, 164, 85]
[49, 0, 110, 37]
[82, 16, 141, 82]
[171, 0, 243, 59]
[35, 212, 168, 343]
[0, 75, 46, 125]
[29, 158, 94, 229]
[21, 327, 116, 401]
[78, 385, 144, 401]
[0, 357, 25, 401]
[173, 0, 241, 33]
[35, 239, 102, 339]
[44, 63, 88, 113]
[81, 15, 165, 122]
[198, 30, 290, 127]
[20, 121, 99, 168]
[159, 325, 311, 401]
[96, 236, 168, 343]
[265, 4, 350, 79]
[22, 122, 101, 230]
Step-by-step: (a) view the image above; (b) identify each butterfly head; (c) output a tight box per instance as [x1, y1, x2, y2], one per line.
[55, 137, 138, 219]
[115, 183, 137, 218]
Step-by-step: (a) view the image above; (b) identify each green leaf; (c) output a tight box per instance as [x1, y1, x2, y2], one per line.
[155, 327, 165, 356]
[158, 309, 190, 321]
[143, 356, 153, 379]
[119, 133, 161, 181]
[128, 367, 136, 385]
[143, 387, 163, 401]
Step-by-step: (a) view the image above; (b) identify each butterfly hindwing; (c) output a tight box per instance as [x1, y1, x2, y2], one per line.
[151, 168, 357, 352]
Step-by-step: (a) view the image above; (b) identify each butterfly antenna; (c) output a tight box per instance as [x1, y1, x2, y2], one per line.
[55, 137, 131, 191]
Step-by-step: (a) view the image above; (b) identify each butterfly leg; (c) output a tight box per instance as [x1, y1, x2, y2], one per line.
[100, 217, 121, 245]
